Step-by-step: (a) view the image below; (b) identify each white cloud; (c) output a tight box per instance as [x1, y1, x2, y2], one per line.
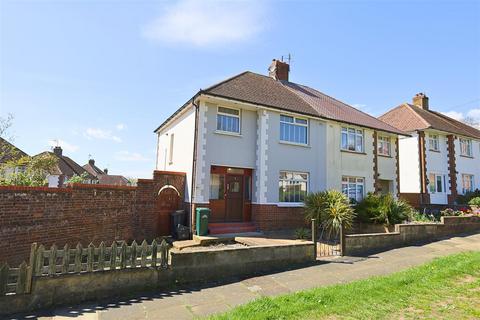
[48, 139, 79, 153]
[84, 128, 122, 143]
[116, 123, 125, 131]
[467, 108, 480, 120]
[115, 151, 151, 162]
[441, 111, 464, 121]
[441, 108, 480, 129]
[352, 103, 367, 110]
[142, 0, 266, 47]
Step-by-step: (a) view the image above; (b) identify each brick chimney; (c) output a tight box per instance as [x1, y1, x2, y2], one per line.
[53, 146, 62, 156]
[89, 159, 95, 166]
[268, 59, 290, 81]
[412, 93, 429, 110]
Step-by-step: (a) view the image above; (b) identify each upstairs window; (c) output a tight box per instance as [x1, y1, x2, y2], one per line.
[462, 174, 474, 194]
[341, 127, 364, 152]
[280, 115, 308, 144]
[378, 136, 391, 156]
[217, 107, 240, 133]
[460, 138, 473, 157]
[279, 171, 308, 203]
[429, 134, 439, 151]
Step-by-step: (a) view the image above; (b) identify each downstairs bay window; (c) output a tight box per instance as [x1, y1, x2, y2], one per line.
[462, 174, 475, 194]
[342, 176, 364, 202]
[279, 171, 308, 203]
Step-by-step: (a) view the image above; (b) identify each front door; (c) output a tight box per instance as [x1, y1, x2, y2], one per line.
[225, 175, 243, 221]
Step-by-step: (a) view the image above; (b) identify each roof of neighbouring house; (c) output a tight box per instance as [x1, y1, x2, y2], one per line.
[83, 160, 106, 178]
[35, 151, 96, 179]
[0, 137, 29, 164]
[98, 175, 130, 186]
[379, 103, 480, 139]
[154, 71, 407, 135]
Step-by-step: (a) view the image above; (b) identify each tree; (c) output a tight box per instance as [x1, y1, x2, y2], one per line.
[0, 114, 58, 186]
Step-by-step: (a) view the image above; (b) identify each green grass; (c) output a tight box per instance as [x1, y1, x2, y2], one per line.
[210, 251, 480, 320]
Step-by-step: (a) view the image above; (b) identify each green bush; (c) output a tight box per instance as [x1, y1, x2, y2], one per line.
[304, 190, 355, 238]
[294, 228, 311, 240]
[355, 193, 414, 226]
[456, 189, 480, 204]
[468, 197, 480, 206]
[411, 212, 435, 223]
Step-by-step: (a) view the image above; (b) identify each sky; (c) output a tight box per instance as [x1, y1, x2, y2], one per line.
[1, 0, 479, 178]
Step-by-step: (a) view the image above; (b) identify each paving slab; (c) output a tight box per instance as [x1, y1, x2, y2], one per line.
[8, 233, 480, 320]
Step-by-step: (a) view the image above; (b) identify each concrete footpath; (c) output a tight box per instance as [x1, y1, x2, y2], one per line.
[8, 233, 480, 320]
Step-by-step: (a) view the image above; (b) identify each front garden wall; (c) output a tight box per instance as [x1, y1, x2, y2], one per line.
[344, 216, 480, 256]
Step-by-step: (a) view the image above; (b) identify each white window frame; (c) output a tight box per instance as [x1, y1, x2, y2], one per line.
[278, 171, 309, 203]
[462, 174, 475, 194]
[279, 115, 308, 145]
[216, 106, 241, 134]
[341, 127, 364, 153]
[378, 136, 391, 156]
[459, 138, 473, 157]
[428, 173, 446, 194]
[341, 176, 365, 202]
[429, 134, 440, 152]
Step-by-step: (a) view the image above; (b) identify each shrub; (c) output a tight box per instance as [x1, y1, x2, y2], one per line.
[304, 190, 355, 238]
[411, 212, 435, 223]
[468, 197, 480, 206]
[456, 189, 480, 204]
[355, 193, 414, 227]
[440, 208, 462, 217]
[294, 228, 311, 240]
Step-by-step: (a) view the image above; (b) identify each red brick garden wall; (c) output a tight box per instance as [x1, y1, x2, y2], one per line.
[251, 204, 308, 231]
[0, 171, 186, 266]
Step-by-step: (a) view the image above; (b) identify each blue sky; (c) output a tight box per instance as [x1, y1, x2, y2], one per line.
[1, 0, 479, 178]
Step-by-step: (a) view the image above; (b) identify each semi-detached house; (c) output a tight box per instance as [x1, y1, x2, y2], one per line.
[155, 60, 406, 233]
[380, 93, 480, 206]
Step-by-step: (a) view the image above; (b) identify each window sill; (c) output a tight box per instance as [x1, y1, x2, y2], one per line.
[341, 149, 366, 155]
[279, 141, 310, 148]
[378, 154, 392, 158]
[214, 130, 242, 137]
[277, 202, 305, 207]
[460, 154, 474, 159]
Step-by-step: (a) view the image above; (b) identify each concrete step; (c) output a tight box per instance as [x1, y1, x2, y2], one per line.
[209, 225, 257, 235]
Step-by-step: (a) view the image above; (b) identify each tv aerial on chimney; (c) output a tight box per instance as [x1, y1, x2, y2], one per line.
[281, 53, 292, 65]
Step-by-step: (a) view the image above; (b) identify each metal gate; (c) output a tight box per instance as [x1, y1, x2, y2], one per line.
[311, 219, 344, 258]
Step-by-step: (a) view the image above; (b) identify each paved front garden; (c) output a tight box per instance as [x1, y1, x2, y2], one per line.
[211, 251, 480, 319]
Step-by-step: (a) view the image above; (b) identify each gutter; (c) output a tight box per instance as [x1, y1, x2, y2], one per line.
[190, 97, 200, 237]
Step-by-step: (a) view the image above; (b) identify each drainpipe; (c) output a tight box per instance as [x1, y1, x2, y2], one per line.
[190, 95, 201, 237]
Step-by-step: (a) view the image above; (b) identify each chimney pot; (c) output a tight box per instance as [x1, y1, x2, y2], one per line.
[412, 93, 429, 110]
[268, 59, 290, 81]
[89, 159, 95, 166]
[104, 168, 108, 174]
[53, 146, 62, 156]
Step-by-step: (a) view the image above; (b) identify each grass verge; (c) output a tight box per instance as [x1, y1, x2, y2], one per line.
[210, 251, 480, 319]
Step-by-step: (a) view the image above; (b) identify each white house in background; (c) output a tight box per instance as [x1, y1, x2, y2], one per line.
[154, 59, 406, 233]
[380, 93, 480, 206]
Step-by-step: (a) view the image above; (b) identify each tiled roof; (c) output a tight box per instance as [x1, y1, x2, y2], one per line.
[98, 175, 129, 186]
[204, 72, 406, 135]
[0, 137, 29, 163]
[83, 162, 106, 177]
[35, 151, 96, 179]
[380, 104, 480, 139]
[155, 71, 407, 135]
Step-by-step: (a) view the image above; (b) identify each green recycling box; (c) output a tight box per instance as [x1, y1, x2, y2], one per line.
[195, 207, 211, 236]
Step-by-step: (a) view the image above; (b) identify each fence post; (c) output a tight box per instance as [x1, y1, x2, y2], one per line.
[340, 221, 346, 256]
[311, 219, 317, 260]
[25, 242, 37, 293]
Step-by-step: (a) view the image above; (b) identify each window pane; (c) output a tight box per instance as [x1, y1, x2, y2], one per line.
[280, 115, 294, 123]
[342, 132, 348, 149]
[296, 118, 307, 125]
[436, 175, 443, 193]
[245, 176, 251, 201]
[218, 107, 239, 115]
[356, 134, 363, 152]
[210, 174, 224, 200]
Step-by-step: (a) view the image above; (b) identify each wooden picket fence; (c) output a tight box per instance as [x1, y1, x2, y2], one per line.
[0, 239, 170, 296]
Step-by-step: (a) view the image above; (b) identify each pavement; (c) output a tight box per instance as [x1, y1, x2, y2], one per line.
[8, 233, 480, 320]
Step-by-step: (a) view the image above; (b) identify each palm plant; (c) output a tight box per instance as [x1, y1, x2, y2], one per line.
[304, 190, 355, 238]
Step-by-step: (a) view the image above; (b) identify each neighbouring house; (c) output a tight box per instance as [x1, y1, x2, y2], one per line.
[83, 159, 129, 186]
[35, 146, 97, 187]
[0, 137, 29, 176]
[380, 93, 480, 206]
[154, 59, 406, 233]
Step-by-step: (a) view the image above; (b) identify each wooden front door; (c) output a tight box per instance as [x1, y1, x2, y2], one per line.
[157, 187, 180, 236]
[225, 175, 244, 221]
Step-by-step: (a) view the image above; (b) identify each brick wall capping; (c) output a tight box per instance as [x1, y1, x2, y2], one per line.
[66, 183, 137, 191]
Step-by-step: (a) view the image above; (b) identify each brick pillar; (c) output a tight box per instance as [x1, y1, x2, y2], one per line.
[447, 135, 457, 204]
[418, 131, 430, 205]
